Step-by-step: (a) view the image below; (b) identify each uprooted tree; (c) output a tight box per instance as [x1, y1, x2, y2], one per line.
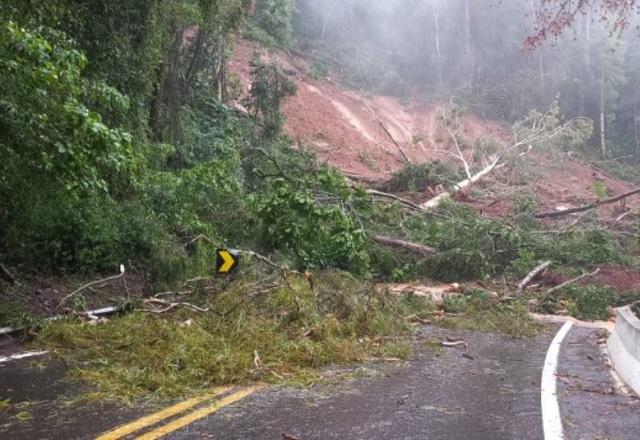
[420, 102, 593, 210]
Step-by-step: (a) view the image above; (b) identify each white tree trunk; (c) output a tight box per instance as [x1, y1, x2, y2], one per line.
[420, 157, 501, 210]
[433, 0, 443, 87]
[600, 69, 606, 158]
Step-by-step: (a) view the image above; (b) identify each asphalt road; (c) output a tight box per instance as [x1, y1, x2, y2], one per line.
[1, 323, 638, 440]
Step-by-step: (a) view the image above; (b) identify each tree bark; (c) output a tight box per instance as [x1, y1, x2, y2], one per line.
[464, 0, 472, 85]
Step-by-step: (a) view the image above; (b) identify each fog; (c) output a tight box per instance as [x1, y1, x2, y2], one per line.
[294, 0, 640, 151]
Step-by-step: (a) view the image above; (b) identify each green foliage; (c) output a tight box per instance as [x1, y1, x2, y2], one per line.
[0, 22, 133, 196]
[3, 192, 163, 272]
[249, 56, 297, 137]
[252, 167, 370, 273]
[563, 285, 615, 321]
[408, 203, 524, 281]
[0, 299, 38, 328]
[441, 290, 543, 337]
[382, 162, 461, 194]
[532, 227, 620, 267]
[143, 162, 240, 238]
[35, 271, 430, 401]
[591, 181, 610, 198]
[247, 0, 295, 48]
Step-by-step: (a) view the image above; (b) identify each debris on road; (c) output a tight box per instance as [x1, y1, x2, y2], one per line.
[441, 339, 467, 348]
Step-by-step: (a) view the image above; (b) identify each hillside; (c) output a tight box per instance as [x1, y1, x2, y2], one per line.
[230, 40, 639, 220]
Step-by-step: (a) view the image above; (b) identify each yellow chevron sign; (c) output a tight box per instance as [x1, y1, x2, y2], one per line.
[216, 249, 239, 274]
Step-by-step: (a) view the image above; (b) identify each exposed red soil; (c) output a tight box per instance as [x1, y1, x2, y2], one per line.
[526, 155, 638, 219]
[230, 39, 640, 222]
[540, 265, 640, 294]
[229, 40, 640, 220]
[229, 40, 507, 180]
[590, 265, 640, 293]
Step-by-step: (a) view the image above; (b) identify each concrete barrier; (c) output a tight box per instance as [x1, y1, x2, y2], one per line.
[608, 305, 640, 395]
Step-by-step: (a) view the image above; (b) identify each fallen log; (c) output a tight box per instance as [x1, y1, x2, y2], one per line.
[366, 189, 422, 211]
[516, 260, 552, 295]
[420, 156, 502, 210]
[373, 235, 436, 257]
[544, 268, 601, 298]
[535, 188, 640, 219]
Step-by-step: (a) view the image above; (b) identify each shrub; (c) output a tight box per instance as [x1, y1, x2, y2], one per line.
[563, 285, 615, 321]
[382, 162, 461, 194]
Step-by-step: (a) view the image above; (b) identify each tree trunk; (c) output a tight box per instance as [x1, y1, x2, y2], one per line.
[322, 0, 338, 41]
[464, 0, 472, 86]
[420, 156, 502, 210]
[432, 0, 443, 87]
[600, 68, 607, 158]
[529, 0, 546, 102]
[635, 94, 640, 156]
[373, 236, 436, 257]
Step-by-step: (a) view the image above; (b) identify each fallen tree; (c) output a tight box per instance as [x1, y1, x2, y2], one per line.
[539, 268, 602, 306]
[366, 189, 423, 211]
[516, 260, 552, 295]
[420, 103, 586, 210]
[372, 235, 436, 257]
[535, 188, 640, 219]
[420, 156, 502, 209]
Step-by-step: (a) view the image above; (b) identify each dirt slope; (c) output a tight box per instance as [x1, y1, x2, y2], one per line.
[229, 40, 639, 220]
[229, 40, 506, 180]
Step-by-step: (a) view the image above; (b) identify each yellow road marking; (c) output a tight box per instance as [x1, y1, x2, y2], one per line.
[96, 386, 232, 440]
[136, 386, 262, 440]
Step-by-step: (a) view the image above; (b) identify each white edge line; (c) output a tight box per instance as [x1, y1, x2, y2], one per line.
[0, 350, 49, 364]
[541, 321, 573, 440]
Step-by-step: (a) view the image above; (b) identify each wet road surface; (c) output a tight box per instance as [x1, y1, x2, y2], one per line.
[1, 323, 638, 439]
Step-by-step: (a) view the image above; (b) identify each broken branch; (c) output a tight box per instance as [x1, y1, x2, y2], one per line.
[372, 235, 436, 257]
[516, 260, 552, 295]
[439, 108, 472, 179]
[535, 188, 640, 219]
[57, 265, 125, 309]
[366, 189, 422, 211]
[545, 268, 601, 297]
[143, 298, 210, 314]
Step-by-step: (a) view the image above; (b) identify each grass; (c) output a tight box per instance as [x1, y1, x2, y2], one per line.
[439, 291, 545, 338]
[34, 270, 432, 403]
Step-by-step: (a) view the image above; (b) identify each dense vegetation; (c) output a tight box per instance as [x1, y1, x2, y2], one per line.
[1, 0, 639, 404]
